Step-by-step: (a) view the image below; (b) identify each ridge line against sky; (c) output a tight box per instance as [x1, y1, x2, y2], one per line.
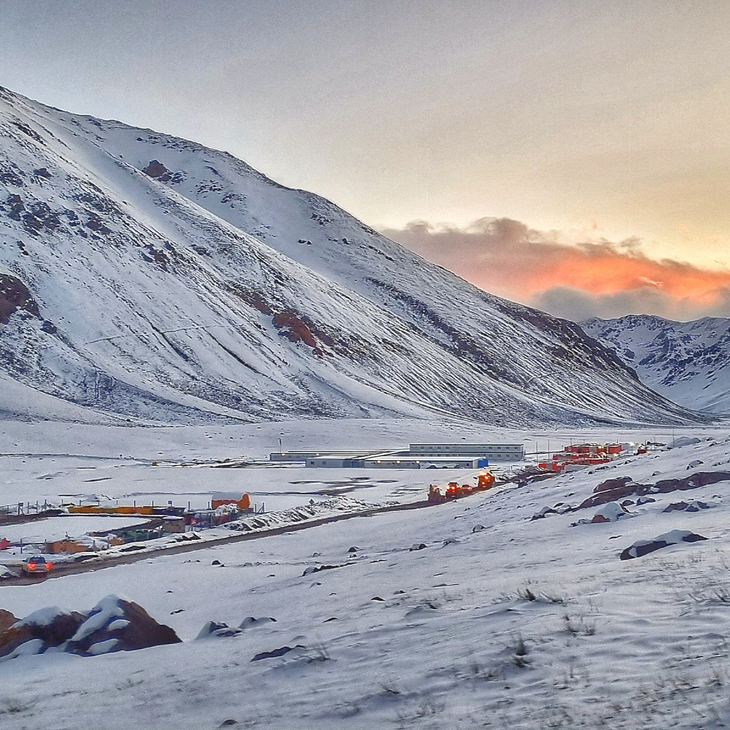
[1, 0, 729, 320]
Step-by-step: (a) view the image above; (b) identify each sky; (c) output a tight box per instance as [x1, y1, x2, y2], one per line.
[1, 0, 729, 320]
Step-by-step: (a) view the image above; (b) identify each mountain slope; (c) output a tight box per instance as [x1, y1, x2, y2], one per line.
[583, 315, 730, 414]
[0, 86, 702, 425]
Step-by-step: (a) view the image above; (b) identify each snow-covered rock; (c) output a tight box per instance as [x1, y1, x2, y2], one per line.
[0, 596, 180, 660]
[239, 616, 276, 630]
[619, 529, 708, 560]
[195, 621, 241, 639]
[591, 502, 628, 523]
[0, 609, 16, 634]
[0, 606, 85, 659]
[67, 595, 181, 656]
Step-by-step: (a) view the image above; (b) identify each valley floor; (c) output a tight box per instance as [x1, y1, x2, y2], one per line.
[1, 418, 730, 729]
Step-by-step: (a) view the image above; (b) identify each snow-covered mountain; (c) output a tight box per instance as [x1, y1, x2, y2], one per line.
[582, 315, 730, 414]
[0, 86, 701, 425]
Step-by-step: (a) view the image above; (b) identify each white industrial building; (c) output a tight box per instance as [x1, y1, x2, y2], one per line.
[408, 444, 525, 461]
[269, 442, 525, 469]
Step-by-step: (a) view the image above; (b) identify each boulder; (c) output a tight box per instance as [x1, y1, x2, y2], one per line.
[591, 502, 628, 523]
[581, 472, 730, 510]
[302, 563, 348, 576]
[580, 476, 637, 509]
[0, 609, 16, 634]
[142, 160, 170, 180]
[620, 530, 708, 560]
[67, 595, 181, 656]
[239, 616, 276, 630]
[196, 621, 241, 639]
[663, 500, 710, 513]
[251, 645, 305, 662]
[0, 607, 85, 659]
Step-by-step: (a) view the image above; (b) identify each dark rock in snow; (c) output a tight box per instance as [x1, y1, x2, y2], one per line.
[239, 616, 276, 629]
[620, 530, 708, 560]
[663, 500, 710, 513]
[409, 543, 427, 551]
[251, 645, 305, 662]
[0, 609, 16, 635]
[636, 496, 656, 505]
[143, 160, 170, 179]
[302, 564, 344, 576]
[0, 273, 40, 324]
[0, 607, 85, 659]
[196, 621, 241, 639]
[581, 472, 730, 510]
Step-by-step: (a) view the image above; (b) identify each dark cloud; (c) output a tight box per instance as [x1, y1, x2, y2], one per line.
[381, 218, 730, 321]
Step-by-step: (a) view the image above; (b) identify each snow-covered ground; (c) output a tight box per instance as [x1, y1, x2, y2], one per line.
[0, 515, 149, 545]
[1, 418, 730, 729]
[0, 417, 711, 512]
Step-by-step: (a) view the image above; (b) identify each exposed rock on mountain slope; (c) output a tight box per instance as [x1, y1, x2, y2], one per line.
[0, 86, 702, 425]
[583, 315, 730, 414]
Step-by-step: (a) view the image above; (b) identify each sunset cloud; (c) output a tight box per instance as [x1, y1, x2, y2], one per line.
[381, 218, 730, 322]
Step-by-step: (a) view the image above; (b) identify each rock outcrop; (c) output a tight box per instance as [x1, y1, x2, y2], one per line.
[0, 596, 181, 661]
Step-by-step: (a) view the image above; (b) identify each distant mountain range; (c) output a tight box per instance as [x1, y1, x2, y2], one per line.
[0, 86, 703, 426]
[583, 315, 730, 414]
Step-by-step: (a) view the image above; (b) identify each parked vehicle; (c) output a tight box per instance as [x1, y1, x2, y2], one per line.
[428, 471, 495, 503]
[21, 556, 52, 575]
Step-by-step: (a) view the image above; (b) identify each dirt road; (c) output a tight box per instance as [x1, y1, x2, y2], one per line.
[1, 499, 436, 586]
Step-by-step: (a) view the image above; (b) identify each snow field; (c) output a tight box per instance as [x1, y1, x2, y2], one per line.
[1, 424, 730, 728]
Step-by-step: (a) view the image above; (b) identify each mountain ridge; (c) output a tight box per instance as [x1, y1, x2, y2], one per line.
[582, 314, 730, 414]
[0, 85, 705, 426]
